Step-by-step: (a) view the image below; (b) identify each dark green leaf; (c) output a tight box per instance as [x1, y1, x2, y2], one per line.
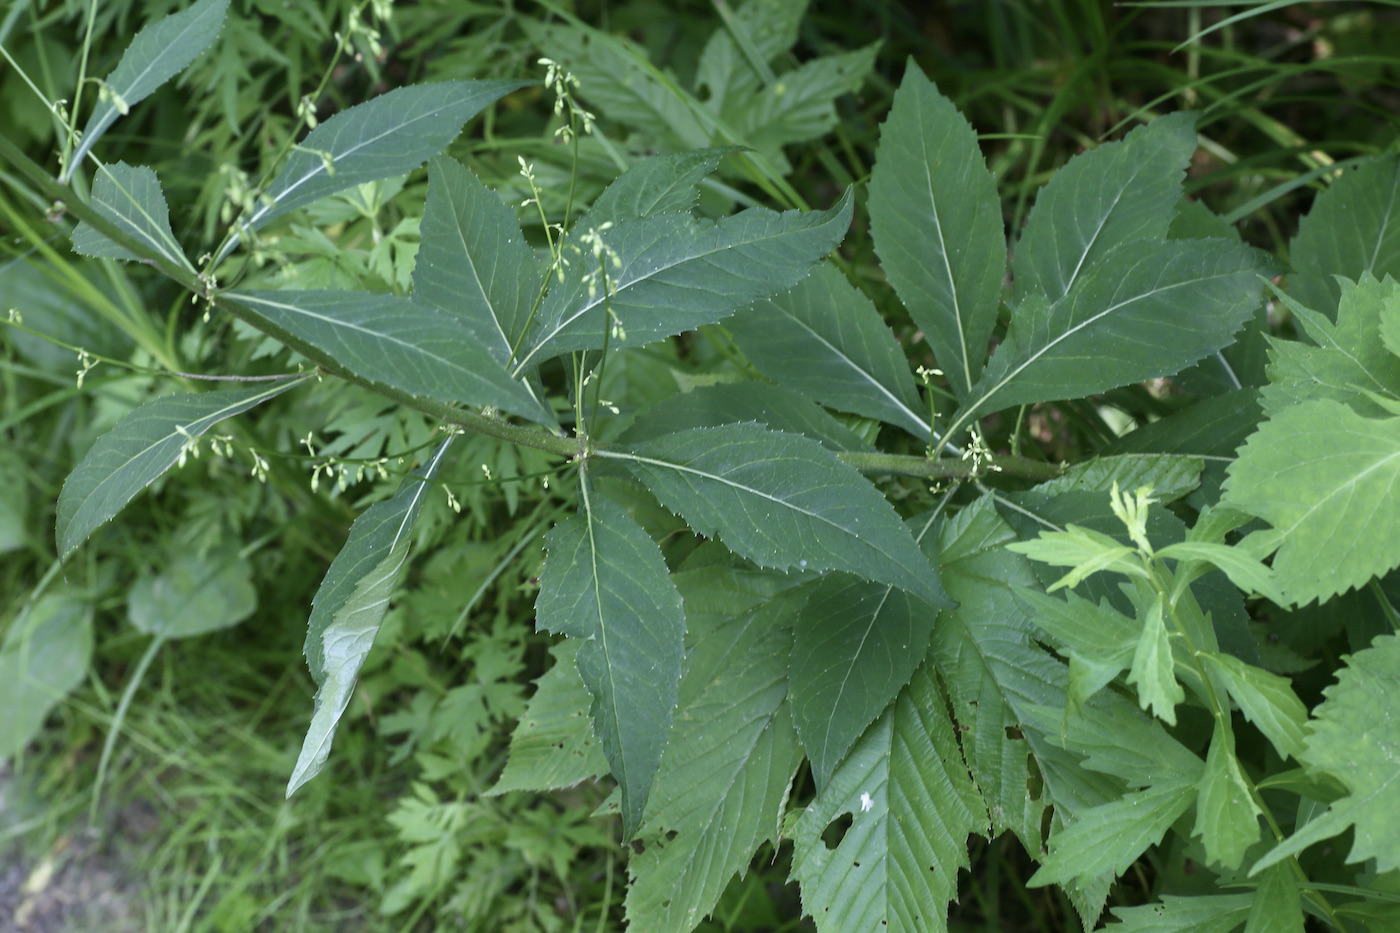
[56, 379, 305, 558]
[513, 192, 853, 371]
[223, 290, 555, 426]
[1244, 864, 1304, 933]
[1288, 154, 1400, 318]
[1222, 399, 1400, 605]
[1013, 113, 1197, 306]
[0, 596, 92, 760]
[1031, 454, 1203, 502]
[1105, 389, 1263, 457]
[868, 61, 1003, 400]
[71, 162, 188, 267]
[287, 440, 453, 797]
[608, 423, 950, 607]
[727, 262, 928, 436]
[1110, 895, 1254, 933]
[536, 477, 687, 838]
[587, 148, 736, 228]
[69, 0, 229, 177]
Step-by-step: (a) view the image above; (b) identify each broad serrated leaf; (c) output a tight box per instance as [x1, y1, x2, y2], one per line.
[1263, 273, 1400, 418]
[607, 423, 950, 607]
[1200, 652, 1308, 761]
[727, 262, 928, 436]
[1106, 388, 1264, 458]
[1110, 894, 1254, 933]
[490, 640, 609, 795]
[868, 61, 1003, 399]
[513, 192, 853, 371]
[71, 162, 188, 267]
[1251, 633, 1400, 875]
[1028, 777, 1196, 888]
[789, 511, 943, 789]
[1155, 541, 1285, 604]
[232, 80, 528, 248]
[1031, 454, 1204, 502]
[222, 290, 554, 426]
[963, 238, 1273, 423]
[1222, 399, 1400, 606]
[625, 589, 801, 931]
[1013, 112, 1198, 306]
[68, 0, 229, 178]
[127, 550, 256, 639]
[56, 379, 305, 558]
[413, 156, 537, 366]
[789, 661, 987, 933]
[587, 148, 736, 228]
[288, 439, 453, 797]
[1288, 153, 1400, 318]
[696, 0, 806, 109]
[1193, 726, 1262, 870]
[620, 382, 875, 452]
[0, 595, 92, 760]
[536, 479, 687, 838]
[1244, 863, 1304, 933]
[1015, 589, 1137, 714]
[1023, 692, 1203, 789]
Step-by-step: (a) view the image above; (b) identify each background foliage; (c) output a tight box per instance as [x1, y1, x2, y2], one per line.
[2, 1, 1400, 931]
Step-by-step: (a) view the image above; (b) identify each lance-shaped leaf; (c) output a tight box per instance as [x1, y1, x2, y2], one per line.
[56, 378, 306, 558]
[868, 60, 1003, 400]
[512, 191, 853, 372]
[71, 162, 189, 268]
[1193, 725, 1262, 871]
[490, 640, 609, 795]
[67, 0, 229, 179]
[789, 661, 988, 933]
[1251, 634, 1400, 876]
[221, 79, 528, 258]
[1244, 864, 1305, 933]
[223, 290, 555, 427]
[789, 512, 942, 789]
[287, 439, 454, 796]
[414, 156, 538, 364]
[1222, 399, 1400, 606]
[728, 262, 928, 437]
[535, 479, 687, 839]
[605, 423, 950, 608]
[1200, 652, 1308, 761]
[960, 238, 1273, 424]
[625, 587, 802, 931]
[587, 148, 737, 228]
[1110, 894, 1254, 933]
[1288, 153, 1400, 318]
[1013, 112, 1198, 306]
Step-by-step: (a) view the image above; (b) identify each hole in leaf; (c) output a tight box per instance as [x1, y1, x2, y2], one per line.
[630, 839, 645, 855]
[664, 829, 678, 842]
[821, 813, 853, 851]
[1005, 724, 1023, 740]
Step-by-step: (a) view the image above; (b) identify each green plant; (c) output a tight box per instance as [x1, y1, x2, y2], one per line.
[4, 2, 1400, 932]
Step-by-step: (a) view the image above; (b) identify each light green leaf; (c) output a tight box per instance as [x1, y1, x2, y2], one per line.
[413, 156, 537, 367]
[1251, 633, 1400, 875]
[727, 262, 928, 437]
[620, 382, 875, 453]
[1288, 153, 1400, 318]
[222, 290, 554, 426]
[68, 0, 229, 178]
[964, 238, 1272, 423]
[606, 423, 950, 608]
[625, 590, 801, 931]
[490, 640, 609, 795]
[1263, 273, 1400, 418]
[127, 550, 256, 639]
[1155, 540, 1285, 604]
[1222, 399, 1400, 606]
[0, 595, 92, 760]
[55, 379, 305, 558]
[287, 440, 452, 797]
[868, 60, 1003, 399]
[1200, 652, 1308, 761]
[1015, 589, 1137, 713]
[1013, 112, 1198, 306]
[535, 477, 687, 838]
[1005, 524, 1146, 591]
[1028, 777, 1196, 888]
[513, 191, 853, 371]
[232, 79, 528, 249]
[789, 511, 943, 789]
[1193, 726, 1263, 870]
[587, 148, 737, 228]
[1110, 894, 1254, 933]
[71, 162, 189, 268]
[1244, 863, 1304, 933]
[1023, 693, 1203, 789]
[1127, 595, 1184, 725]
[1031, 454, 1203, 502]
[789, 661, 987, 933]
